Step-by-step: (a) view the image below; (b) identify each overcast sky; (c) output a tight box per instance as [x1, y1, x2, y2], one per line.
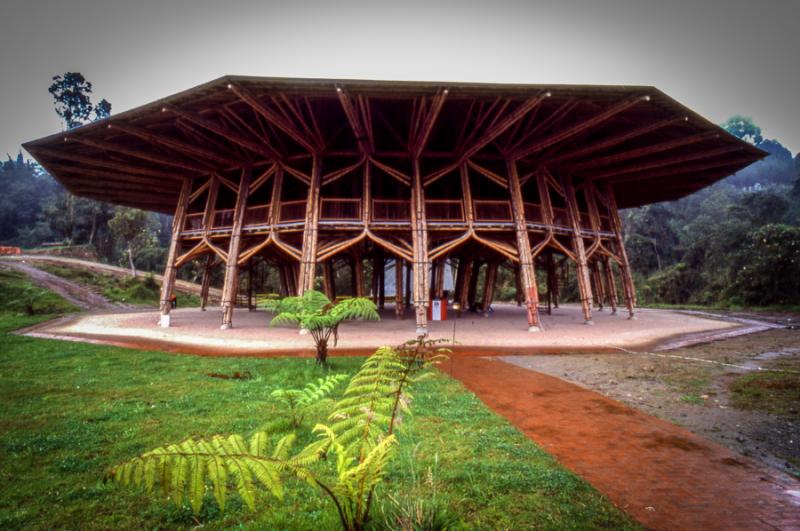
[1, 0, 798, 158]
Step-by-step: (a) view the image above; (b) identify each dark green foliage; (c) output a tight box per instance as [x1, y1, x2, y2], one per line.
[48, 72, 94, 129]
[625, 118, 800, 308]
[728, 224, 800, 305]
[110, 338, 449, 531]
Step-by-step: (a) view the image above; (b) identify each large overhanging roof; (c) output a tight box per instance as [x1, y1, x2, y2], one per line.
[23, 75, 766, 213]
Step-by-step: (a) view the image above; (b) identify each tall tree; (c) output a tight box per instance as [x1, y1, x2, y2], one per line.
[108, 208, 159, 276]
[48, 72, 94, 129]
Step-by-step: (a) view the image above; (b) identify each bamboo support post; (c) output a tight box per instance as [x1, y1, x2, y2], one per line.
[297, 156, 322, 294]
[602, 256, 619, 315]
[561, 174, 594, 324]
[606, 183, 636, 318]
[395, 258, 404, 319]
[481, 262, 498, 317]
[220, 168, 253, 329]
[411, 159, 429, 336]
[159, 178, 192, 327]
[508, 160, 541, 331]
[590, 261, 605, 311]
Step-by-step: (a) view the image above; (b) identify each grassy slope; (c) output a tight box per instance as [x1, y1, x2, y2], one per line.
[0, 273, 637, 530]
[35, 263, 201, 307]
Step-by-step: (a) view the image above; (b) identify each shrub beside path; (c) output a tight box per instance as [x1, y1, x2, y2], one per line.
[446, 356, 800, 530]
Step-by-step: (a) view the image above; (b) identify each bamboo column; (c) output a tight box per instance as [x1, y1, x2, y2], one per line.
[482, 262, 498, 317]
[508, 160, 541, 331]
[247, 262, 255, 311]
[561, 173, 594, 324]
[322, 259, 335, 301]
[158, 177, 193, 327]
[410, 159, 430, 336]
[453, 256, 466, 307]
[457, 258, 473, 316]
[353, 253, 365, 297]
[434, 259, 446, 300]
[297, 156, 322, 294]
[602, 256, 619, 315]
[395, 258, 404, 319]
[590, 261, 605, 311]
[467, 260, 481, 311]
[378, 256, 386, 309]
[220, 168, 252, 329]
[605, 183, 636, 319]
[200, 253, 213, 311]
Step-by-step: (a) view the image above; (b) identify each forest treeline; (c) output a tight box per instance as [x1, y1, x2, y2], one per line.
[0, 73, 798, 307]
[623, 116, 800, 307]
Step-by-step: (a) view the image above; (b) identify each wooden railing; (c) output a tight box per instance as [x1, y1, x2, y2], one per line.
[320, 198, 361, 221]
[279, 200, 306, 223]
[184, 212, 203, 231]
[523, 202, 542, 223]
[372, 199, 411, 221]
[245, 204, 270, 226]
[425, 199, 464, 222]
[473, 200, 512, 222]
[552, 207, 569, 227]
[214, 209, 234, 228]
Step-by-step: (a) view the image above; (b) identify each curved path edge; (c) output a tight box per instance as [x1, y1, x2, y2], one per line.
[444, 356, 800, 530]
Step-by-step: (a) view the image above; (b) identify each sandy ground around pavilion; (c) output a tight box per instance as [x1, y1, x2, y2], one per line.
[24, 303, 740, 356]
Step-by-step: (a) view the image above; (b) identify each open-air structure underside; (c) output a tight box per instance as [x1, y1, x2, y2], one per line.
[24, 76, 765, 335]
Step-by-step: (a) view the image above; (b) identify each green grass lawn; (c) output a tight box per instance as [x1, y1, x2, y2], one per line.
[0, 273, 637, 530]
[35, 263, 201, 307]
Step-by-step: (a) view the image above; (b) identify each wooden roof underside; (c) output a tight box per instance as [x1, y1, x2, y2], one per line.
[23, 75, 766, 213]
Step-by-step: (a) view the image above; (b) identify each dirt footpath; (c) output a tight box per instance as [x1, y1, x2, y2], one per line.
[502, 327, 800, 478]
[1, 261, 122, 310]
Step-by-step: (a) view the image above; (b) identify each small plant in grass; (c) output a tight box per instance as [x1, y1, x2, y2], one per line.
[260, 290, 379, 365]
[271, 373, 348, 427]
[108, 337, 449, 531]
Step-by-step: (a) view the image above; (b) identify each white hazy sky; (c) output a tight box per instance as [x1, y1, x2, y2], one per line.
[1, 0, 798, 158]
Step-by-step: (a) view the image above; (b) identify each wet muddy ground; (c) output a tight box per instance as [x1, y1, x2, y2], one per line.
[503, 326, 800, 477]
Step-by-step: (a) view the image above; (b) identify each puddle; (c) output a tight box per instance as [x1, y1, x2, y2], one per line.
[734, 348, 800, 373]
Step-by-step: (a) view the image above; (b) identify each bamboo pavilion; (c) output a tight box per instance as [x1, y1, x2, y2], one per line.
[23, 76, 766, 336]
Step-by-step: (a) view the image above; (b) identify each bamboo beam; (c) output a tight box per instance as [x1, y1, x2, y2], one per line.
[424, 94, 549, 186]
[31, 146, 184, 180]
[561, 172, 594, 324]
[546, 116, 687, 165]
[46, 164, 180, 191]
[513, 96, 647, 160]
[507, 159, 542, 331]
[229, 82, 319, 153]
[605, 156, 748, 185]
[412, 89, 449, 158]
[220, 168, 252, 329]
[605, 183, 636, 318]
[568, 131, 718, 172]
[592, 145, 742, 181]
[297, 156, 323, 293]
[66, 135, 211, 174]
[164, 104, 280, 160]
[108, 122, 242, 168]
[158, 178, 193, 326]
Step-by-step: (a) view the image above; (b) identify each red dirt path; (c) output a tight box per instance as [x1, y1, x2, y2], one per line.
[445, 356, 800, 531]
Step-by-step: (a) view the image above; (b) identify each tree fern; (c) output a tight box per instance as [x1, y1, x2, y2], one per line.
[109, 338, 448, 531]
[271, 373, 348, 427]
[260, 290, 380, 364]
